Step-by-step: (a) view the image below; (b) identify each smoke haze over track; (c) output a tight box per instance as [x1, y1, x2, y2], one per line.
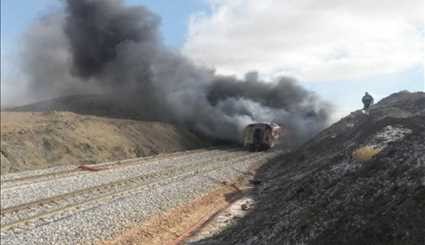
[22, 0, 332, 143]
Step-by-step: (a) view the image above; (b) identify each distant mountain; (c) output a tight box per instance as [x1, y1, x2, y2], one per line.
[8, 94, 154, 121]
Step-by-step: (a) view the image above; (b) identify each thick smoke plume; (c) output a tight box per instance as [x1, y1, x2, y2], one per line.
[22, 0, 332, 144]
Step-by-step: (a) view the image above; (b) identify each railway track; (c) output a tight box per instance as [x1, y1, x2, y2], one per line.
[1, 148, 281, 244]
[1, 151, 278, 233]
[1, 148, 221, 189]
[1, 149, 247, 210]
[1, 147, 241, 192]
[1, 150, 248, 221]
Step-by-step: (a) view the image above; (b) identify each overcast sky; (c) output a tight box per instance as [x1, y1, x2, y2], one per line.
[184, 0, 423, 80]
[183, 0, 424, 119]
[1, 0, 424, 119]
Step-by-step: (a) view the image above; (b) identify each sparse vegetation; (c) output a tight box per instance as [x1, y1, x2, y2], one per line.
[352, 146, 381, 161]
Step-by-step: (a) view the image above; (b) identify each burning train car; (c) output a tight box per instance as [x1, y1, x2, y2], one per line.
[243, 122, 283, 152]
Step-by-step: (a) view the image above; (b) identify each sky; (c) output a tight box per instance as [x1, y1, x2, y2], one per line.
[1, 0, 424, 120]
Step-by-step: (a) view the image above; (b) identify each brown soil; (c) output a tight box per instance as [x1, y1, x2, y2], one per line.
[99, 186, 240, 245]
[99, 171, 256, 245]
[1, 111, 206, 174]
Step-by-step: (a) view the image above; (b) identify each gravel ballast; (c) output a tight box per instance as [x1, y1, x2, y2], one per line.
[1, 148, 279, 244]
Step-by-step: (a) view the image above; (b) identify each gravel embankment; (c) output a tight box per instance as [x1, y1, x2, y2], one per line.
[191, 91, 425, 245]
[1, 148, 279, 245]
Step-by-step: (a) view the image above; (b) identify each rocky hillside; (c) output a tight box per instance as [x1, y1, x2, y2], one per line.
[195, 91, 425, 245]
[1, 112, 207, 174]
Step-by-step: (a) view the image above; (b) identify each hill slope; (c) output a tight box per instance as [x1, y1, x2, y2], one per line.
[195, 91, 425, 245]
[1, 112, 206, 174]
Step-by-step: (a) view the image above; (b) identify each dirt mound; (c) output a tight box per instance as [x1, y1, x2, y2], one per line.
[194, 91, 425, 245]
[1, 112, 207, 174]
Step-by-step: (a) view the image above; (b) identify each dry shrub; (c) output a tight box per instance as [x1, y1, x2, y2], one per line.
[352, 146, 381, 161]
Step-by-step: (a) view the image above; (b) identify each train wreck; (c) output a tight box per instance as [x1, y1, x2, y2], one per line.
[243, 122, 283, 152]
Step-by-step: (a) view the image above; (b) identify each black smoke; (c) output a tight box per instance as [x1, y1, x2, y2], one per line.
[21, 0, 333, 144]
[64, 0, 159, 79]
[206, 75, 331, 142]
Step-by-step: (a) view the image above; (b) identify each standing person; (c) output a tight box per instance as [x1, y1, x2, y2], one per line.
[362, 92, 374, 114]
